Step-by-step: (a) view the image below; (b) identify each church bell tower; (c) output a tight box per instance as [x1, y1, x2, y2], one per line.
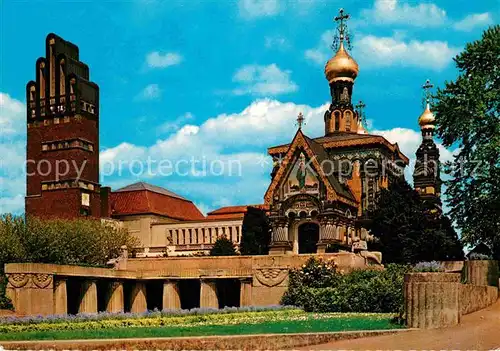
[25, 33, 101, 218]
[413, 79, 442, 212]
[323, 9, 361, 135]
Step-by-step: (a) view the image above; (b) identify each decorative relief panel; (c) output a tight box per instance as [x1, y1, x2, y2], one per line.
[7, 273, 53, 289]
[254, 268, 288, 287]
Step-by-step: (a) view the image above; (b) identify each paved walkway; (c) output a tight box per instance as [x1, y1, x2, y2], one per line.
[302, 300, 500, 350]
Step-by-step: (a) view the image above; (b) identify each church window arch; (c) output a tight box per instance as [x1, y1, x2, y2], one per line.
[345, 111, 352, 131]
[334, 111, 340, 131]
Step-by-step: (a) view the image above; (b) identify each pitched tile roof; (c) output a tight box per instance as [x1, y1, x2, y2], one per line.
[207, 204, 269, 220]
[114, 181, 186, 200]
[110, 182, 204, 221]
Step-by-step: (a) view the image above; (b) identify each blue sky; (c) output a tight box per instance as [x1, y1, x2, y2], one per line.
[1, 0, 498, 215]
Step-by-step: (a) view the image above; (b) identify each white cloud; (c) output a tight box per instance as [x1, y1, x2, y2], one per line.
[1, 92, 457, 214]
[355, 35, 459, 70]
[157, 112, 194, 134]
[305, 29, 459, 70]
[0, 93, 26, 215]
[146, 51, 182, 68]
[304, 48, 328, 65]
[360, 0, 447, 27]
[136, 84, 161, 100]
[453, 13, 493, 32]
[232, 64, 298, 96]
[264, 35, 289, 50]
[239, 0, 280, 19]
[0, 93, 25, 136]
[304, 29, 335, 65]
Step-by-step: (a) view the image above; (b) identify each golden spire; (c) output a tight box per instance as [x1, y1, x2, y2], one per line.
[418, 79, 436, 130]
[324, 9, 359, 83]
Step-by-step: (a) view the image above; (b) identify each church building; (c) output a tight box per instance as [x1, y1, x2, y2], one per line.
[264, 9, 408, 254]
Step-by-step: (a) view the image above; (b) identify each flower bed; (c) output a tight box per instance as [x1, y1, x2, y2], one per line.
[0, 311, 401, 341]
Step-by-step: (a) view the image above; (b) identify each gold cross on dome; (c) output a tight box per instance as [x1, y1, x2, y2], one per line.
[334, 8, 350, 41]
[296, 112, 305, 129]
[422, 79, 434, 106]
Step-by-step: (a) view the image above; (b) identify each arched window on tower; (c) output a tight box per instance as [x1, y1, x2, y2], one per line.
[39, 62, 46, 99]
[345, 111, 352, 131]
[334, 111, 340, 131]
[59, 59, 65, 96]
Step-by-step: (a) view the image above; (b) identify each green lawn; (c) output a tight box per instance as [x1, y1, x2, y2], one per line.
[0, 314, 403, 341]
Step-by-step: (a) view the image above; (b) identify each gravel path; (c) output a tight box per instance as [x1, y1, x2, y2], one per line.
[301, 299, 500, 350]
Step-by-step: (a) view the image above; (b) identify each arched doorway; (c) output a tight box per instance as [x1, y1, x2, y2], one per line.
[298, 222, 319, 254]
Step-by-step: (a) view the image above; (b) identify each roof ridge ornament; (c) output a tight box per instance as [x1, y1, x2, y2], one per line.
[296, 112, 305, 130]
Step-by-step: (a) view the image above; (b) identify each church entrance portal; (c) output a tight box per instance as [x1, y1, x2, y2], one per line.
[298, 222, 319, 254]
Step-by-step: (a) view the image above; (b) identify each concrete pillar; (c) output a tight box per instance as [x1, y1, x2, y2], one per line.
[464, 260, 498, 286]
[130, 281, 147, 313]
[163, 280, 181, 310]
[79, 279, 97, 314]
[200, 279, 218, 309]
[239, 278, 252, 306]
[106, 281, 124, 313]
[405, 272, 460, 329]
[53, 278, 67, 315]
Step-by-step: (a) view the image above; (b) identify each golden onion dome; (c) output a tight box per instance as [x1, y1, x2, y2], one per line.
[418, 103, 436, 129]
[324, 42, 359, 83]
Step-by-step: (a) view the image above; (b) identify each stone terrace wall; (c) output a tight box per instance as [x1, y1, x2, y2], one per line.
[4, 252, 380, 316]
[460, 284, 498, 315]
[405, 260, 499, 329]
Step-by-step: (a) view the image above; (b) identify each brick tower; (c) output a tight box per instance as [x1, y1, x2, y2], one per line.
[25, 33, 101, 218]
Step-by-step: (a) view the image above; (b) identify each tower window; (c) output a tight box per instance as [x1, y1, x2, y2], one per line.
[345, 111, 352, 131]
[334, 112, 340, 131]
[81, 192, 90, 207]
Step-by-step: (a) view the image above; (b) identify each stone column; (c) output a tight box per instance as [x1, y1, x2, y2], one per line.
[269, 218, 291, 254]
[163, 280, 181, 310]
[106, 281, 124, 313]
[130, 281, 147, 313]
[79, 279, 98, 314]
[405, 272, 460, 329]
[53, 278, 67, 315]
[200, 279, 218, 308]
[239, 278, 252, 306]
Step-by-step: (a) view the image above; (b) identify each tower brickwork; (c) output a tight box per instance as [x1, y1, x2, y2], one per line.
[25, 33, 101, 218]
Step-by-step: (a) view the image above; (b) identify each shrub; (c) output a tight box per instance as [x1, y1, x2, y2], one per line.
[413, 261, 445, 272]
[210, 236, 237, 256]
[281, 257, 411, 314]
[0, 214, 139, 309]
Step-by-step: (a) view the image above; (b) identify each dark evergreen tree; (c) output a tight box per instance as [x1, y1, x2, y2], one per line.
[433, 25, 500, 253]
[210, 236, 237, 256]
[240, 207, 271, 255]
[368, 178, 463, 263]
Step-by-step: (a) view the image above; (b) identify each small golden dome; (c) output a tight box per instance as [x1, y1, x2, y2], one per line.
[418, 103, 436, 129]
[324, 42, 359, 83]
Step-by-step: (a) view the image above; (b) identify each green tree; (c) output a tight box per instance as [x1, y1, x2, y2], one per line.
[210, 236, 237, 256]
[368, 178, 463, 263]
[433, 26, 500, 256]
[240, 207, 270, 255]
[0, 215, 139, 309]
